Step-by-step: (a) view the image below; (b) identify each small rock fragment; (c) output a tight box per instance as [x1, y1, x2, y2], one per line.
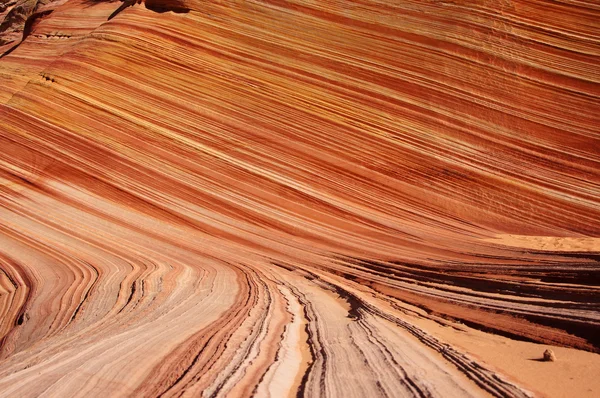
[543, 349, 556, 362]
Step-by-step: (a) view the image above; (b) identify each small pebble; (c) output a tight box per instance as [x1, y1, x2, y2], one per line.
[543, 349, 556, 362]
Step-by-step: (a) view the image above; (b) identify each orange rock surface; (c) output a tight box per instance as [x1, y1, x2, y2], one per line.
[1, 0, 599, 396]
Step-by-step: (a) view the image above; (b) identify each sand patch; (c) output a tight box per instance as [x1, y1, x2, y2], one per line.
[484, 234, 600, 252]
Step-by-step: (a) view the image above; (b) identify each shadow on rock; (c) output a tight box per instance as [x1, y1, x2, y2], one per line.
[105, 0, 189, 20]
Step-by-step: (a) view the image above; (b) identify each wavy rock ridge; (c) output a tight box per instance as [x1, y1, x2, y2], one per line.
[0, 0, 599, 397]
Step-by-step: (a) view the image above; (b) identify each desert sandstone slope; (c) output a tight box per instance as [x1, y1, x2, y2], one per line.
[0, 0, 599, 397]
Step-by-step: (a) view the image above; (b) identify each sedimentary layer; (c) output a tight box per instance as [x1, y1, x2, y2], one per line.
[1, 0, 599, 397]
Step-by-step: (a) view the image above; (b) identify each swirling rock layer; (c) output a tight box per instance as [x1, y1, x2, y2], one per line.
[1, 0, 599, 397]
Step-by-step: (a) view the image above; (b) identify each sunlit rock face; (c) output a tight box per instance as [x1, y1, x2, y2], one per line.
[0, 0, 599, 397]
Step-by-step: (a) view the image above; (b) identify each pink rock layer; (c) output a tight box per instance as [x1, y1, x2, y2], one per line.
[0, 0, 599, 397]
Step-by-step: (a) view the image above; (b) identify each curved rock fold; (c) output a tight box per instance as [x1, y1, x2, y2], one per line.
[0, 0, 599, 397]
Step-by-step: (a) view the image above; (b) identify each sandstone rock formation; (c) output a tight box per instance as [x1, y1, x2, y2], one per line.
[0, 0, 599, 397]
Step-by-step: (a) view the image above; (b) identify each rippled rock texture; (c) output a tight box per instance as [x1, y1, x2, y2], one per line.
[1, 0, 599, 397]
